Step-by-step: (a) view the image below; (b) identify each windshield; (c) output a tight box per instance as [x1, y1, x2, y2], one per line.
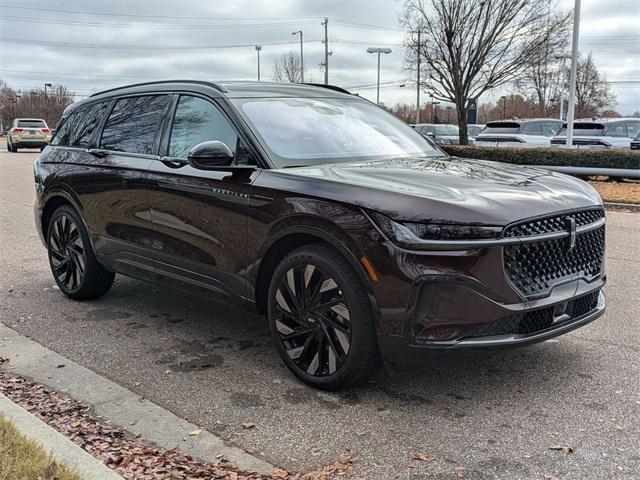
[17, 120, 46, 128]
[433, 125, 459, 135]
[233, 97, 439, 168]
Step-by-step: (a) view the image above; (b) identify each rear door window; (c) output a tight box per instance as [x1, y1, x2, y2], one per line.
[100, 95, 169, 155]
[521, 122, 543, 135]
[168, 95, 238, 159]
[605, 122, 628, 137]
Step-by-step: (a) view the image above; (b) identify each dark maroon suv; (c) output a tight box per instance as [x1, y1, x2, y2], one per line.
[34, 81, 606, 389]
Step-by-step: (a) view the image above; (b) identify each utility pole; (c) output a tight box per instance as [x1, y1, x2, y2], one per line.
[566, 0, 581, 147]
[292, 30, 304, 82]
[255, 45, 262, 81]
[500, 96, 507, 119]
[321, 17, 329, 84]
[415, 29, 421, 124]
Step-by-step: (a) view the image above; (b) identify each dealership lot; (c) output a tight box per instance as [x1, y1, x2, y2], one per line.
[1, 146, 639, 479]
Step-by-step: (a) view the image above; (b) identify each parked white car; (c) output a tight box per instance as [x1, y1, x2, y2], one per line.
[551, 118, 640, 149]
[474, 119, 563, 148]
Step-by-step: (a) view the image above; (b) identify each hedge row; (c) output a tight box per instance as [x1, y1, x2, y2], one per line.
[440, 145, 640, 170]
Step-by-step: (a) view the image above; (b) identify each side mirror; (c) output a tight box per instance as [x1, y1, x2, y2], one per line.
[187, 141, 234, 170]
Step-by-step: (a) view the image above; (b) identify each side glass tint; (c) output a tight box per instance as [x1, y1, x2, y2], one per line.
[168, 96, 238, 160]
[72, 101, 109, 148]
[51, 113, 79, 146]
[100, 95, 169, 155]
[522, 122, 543, 135]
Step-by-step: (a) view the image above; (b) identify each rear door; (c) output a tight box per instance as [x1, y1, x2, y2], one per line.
[145, 94, 260, 300]
[86, 94, 171, 278]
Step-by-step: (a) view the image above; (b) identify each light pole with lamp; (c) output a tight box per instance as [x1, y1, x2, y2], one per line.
[366, 47, 392, 105]
[500, 95, 507, 119]
[255, 45, 262, 81]
[291, 31, 304, 82]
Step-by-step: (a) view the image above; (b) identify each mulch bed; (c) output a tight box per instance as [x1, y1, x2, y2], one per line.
[589, 180, 640, 205]
[0, 358, 358, 480]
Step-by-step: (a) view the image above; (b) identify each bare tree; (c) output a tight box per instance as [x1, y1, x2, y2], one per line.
[402, 0, 563, 144]
[272, 52, 302, 83]
[573, 53, 616, 118]
[517, 8, 571, 116]
[0, 80, 73, 129]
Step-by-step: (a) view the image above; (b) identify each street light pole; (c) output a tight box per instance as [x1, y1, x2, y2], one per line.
[292, 31, 304, 82]
[500, 96, 507, 119]
[366, 47, 392, 105]
[565, 0, 581, 147]
[415, 29, 421, 124]
[254, 45, 262, 81]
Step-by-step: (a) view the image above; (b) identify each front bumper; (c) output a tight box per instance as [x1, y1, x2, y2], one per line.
[378, 286, 605, 363]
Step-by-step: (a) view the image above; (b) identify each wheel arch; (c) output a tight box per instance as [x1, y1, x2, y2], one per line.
[253, 223, 379, 318]
[41, 190, 96, 253]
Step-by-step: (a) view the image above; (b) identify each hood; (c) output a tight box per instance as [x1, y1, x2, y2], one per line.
[270, 156, 602, 225]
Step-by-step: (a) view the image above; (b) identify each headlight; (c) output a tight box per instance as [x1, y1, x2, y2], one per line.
[368, 211, 502, 249]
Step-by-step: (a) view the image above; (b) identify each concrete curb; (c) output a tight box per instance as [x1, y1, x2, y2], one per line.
[604, 201, 640, 211]
[0, 324, 275, 474]
[0, 393, 124, 480]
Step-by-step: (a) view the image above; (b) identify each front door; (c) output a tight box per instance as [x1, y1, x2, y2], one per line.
[146, 94, 259, 300]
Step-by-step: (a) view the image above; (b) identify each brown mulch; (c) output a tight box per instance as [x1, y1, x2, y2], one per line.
[589, 180, 640, 205]
[0, 358, 358, 480]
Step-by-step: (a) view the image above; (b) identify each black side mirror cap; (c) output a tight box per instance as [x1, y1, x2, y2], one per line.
[186, 141, 234, 170]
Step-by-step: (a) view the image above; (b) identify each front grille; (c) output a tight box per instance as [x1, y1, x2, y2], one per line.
[503, 209, 605, 298]
[466, 290, 600, 339]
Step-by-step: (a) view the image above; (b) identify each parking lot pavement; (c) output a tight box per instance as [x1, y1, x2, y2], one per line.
[1, 146, 639, 479]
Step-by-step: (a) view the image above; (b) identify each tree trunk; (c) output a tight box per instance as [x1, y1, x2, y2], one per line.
[456, 101, 469, 145]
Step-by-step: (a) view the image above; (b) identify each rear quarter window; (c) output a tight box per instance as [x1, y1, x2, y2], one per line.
[51, 101, 110, 147]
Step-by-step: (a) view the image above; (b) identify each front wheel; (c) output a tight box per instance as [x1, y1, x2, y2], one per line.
[267, 244, 380, 390]
[47, 205, 115, 300]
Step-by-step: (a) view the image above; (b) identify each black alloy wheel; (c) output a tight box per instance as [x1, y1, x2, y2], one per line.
[49, 213, 86, 291]
[268, 244, 379, 389]
[47, 205, 115, 300]
[274, 263, 352, 376]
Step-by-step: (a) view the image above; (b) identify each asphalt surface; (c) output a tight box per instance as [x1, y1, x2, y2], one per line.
[1, 145, 639, 479]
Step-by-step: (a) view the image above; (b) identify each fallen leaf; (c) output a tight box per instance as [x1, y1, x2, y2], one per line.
[377, 409, 391, 417]
[549, 445, 575, 454]
[188, 428, 203, 436]
[242, 421, 256, 429]
[356, 431, 366, 437]
[410, 452, 431, 462]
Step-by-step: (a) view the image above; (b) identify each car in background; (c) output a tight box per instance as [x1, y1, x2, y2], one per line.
[551, 118, 640, 149]
[7, 118, 51, 152]
[413, 123, 460, 145]
[474, 119, 563, 148]
[467, 124, 485, 139]
[631, 131, 640, 150]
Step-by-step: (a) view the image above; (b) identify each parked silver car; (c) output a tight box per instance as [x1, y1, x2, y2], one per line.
[412, 123, 460, 145]
[7, 118, 51, 152]
[474, 119, 563, 148]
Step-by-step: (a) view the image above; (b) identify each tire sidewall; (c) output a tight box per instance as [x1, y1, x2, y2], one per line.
[267, 247, 374, 388]
[46, 206, 93, 297]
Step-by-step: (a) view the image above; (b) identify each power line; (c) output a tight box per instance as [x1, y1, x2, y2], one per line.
[0, 14, 318, 30]
[0, 37, 320, 50]
[0, 4, 317, 21]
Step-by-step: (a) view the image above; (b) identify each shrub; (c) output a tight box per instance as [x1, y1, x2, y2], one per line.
[441, 145, 640, 170]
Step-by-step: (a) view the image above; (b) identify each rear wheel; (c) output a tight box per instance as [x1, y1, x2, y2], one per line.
[267, 244, 380, 390]
[47, 205, 115, 300]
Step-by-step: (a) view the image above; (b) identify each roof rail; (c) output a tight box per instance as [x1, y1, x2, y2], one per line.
[90, 80, 227, 97]
[302, 83, 352, 95]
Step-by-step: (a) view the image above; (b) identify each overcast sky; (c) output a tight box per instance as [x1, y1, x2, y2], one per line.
[1, 0, 638, 114]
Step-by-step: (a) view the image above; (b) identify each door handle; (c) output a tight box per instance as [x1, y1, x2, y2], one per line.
[88, 148, 110, 158]
[160, 156, 188, 168]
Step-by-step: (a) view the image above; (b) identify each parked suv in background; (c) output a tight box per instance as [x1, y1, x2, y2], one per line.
[474, 119, 563, 148]
[7, 118, 51, 152]
[631, 131, 640, 150]
[35, 81, 606, 389]
[551, 118, 640, 149]
[412, 123, 460, 145]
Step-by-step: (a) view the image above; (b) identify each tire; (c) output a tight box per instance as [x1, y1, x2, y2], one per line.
[47, 205, 115, 300]
[267, 244, 380, 390]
